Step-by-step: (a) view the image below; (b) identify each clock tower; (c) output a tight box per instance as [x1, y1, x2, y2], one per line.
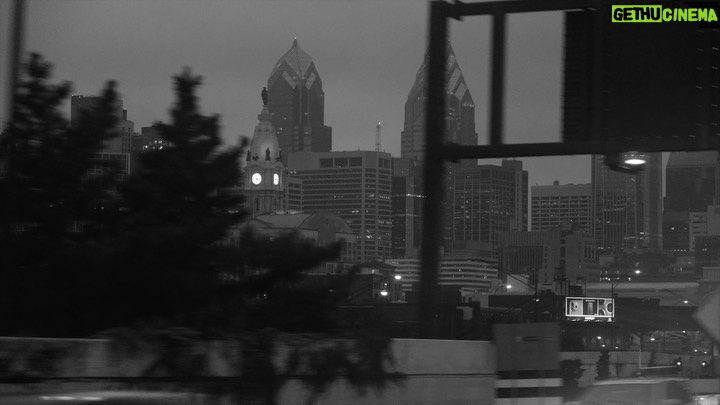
[244, 89, 286, 216]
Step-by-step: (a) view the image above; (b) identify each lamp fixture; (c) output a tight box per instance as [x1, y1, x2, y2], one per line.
[603, 151, 648, 174]
[622, 151, 648, 166]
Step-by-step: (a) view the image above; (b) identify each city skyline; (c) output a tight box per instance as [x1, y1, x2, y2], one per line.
[0, 0, 600, 188]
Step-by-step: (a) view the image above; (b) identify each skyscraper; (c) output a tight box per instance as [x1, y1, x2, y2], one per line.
[401, 42, 477, 162]
[590, 154, 663, 253]
[400, 42, 478, 255]
[452, 160, 528, 257]
[287, 150, 392, 262]
[391, 157, 424, 258]
[70, 95, 132, 182]
[664, 151, 720, 253]
[268, 39, 332, 160]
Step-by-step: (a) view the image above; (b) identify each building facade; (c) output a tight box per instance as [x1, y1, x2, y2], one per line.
[244, 212, 357, 264]
[387, 257, 499, 296]
[391, 157, 424, 258]
[268, 39, 332, 161]
[591, 154, 663, 254]
[70, 95, 132, 182]
[531, 181, 592, 233]
[451, 160, 528, 257]
[664, 151, 720, 253]
[287, 150, 392, 262]
[499, 224, 596, 294]
[400, 42, 478, 255]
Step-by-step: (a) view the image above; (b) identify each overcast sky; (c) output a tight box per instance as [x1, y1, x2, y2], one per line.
[1, 0, 595, 186]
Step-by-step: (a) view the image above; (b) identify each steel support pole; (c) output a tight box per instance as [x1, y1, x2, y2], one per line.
[5, 0, 26, 129]
[420, 0, 449, 339]
[489, 9, 506, 146]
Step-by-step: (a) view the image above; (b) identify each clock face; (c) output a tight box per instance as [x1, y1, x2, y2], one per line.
[251, 173, 262, 185]
[273, 173, 280, 185]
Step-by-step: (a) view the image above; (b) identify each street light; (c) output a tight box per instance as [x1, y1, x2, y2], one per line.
[659, 288, 697, 306]
[604, 152, 648, 174]
[379, 274, 402, 300]
[622, 151, 648, 166]
[494, 284, 511, 294]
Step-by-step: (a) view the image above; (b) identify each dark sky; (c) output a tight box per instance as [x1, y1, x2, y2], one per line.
[1, 0, 595, 186]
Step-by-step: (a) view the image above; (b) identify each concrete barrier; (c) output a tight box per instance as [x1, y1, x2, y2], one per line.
[0, 337, 497, 404]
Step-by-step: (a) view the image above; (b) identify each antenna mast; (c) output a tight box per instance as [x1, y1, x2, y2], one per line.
[375, 122, 382, 152]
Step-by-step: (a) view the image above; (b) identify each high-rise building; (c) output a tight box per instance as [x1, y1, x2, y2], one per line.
[401, 42, 477, 162]
[391, 157, 424, 258]
[591, 154, 663, 253]
[268, 39, 332, 161]
[532, 181, 592, 233]
[287, 150, 392, 262]
[399, 42, 479, 255]
[451, 160, 528, 257]
[70, 95, 132, 182]
[664, 151, 720, 253]
[561, 9, 716, 254]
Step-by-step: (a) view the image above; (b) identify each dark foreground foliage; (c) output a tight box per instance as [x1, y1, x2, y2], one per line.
[0, 54, 402, 404]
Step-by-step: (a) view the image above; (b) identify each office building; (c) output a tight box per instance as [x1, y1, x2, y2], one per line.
[391, 157, 424, 258]
[591, 154, 663, 253]
[532, 181, 592, 233]
[451, 160, 528, 257]
[287, 150, 392, 262]
[130, 126, 173, 175]
[133, 126, 170, 153]
[387, 257, 499, 296]
[664, 151, 720, 253]
[689, 205, 720, 253]
[499, 224, 596, 294]
[400, 42, 479, 254]
[70, 95, 132, 182]
[268, 39, 332, 160]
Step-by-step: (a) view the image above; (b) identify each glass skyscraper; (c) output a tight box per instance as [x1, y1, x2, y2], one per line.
[401, 42, 477, 162]
[268, 39, 332, 161]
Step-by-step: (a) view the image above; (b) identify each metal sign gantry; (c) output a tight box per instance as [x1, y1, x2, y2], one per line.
[419, 0, 720, 337]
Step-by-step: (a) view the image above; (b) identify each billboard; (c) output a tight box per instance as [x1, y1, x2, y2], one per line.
[565, 297, 614, 322]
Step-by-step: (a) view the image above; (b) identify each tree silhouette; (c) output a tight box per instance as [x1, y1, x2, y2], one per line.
[1, 59, 401, 404]
[596, 349, 611, 380]
[0, 53, 120, 336]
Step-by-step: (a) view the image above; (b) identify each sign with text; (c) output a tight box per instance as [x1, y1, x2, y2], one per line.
[565, 297, 614, 322]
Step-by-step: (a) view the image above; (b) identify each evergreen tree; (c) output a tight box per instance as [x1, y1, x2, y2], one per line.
[0, 53, 120, 336]
[596, 349, 611, 380]
[0, 60, 400, 402]
[561, 359, 585, 400]
[96, 68, 246, 325]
